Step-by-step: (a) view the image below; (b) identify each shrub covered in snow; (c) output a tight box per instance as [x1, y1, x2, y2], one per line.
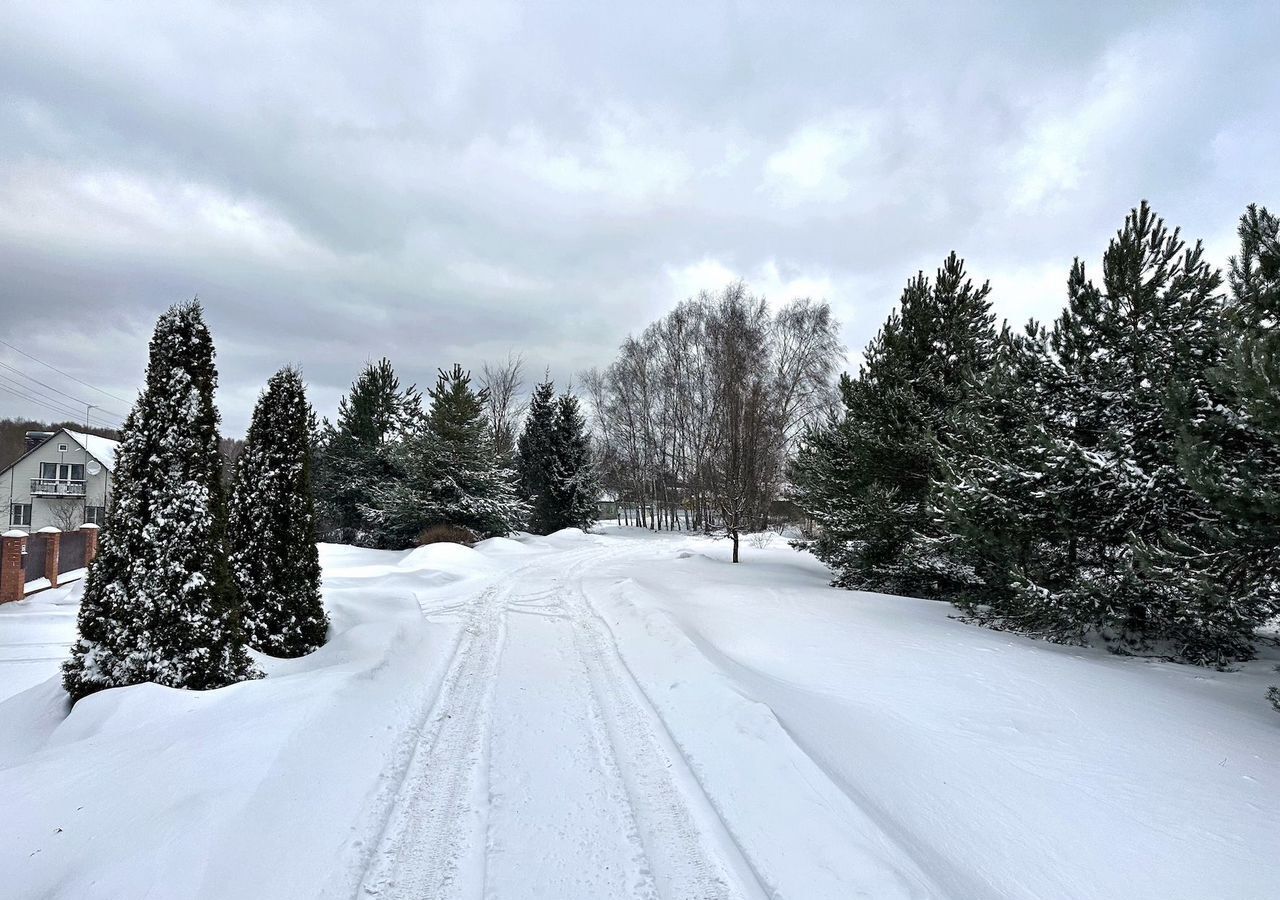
[63, 301, 257, 701]
[230, 366, 329, 658]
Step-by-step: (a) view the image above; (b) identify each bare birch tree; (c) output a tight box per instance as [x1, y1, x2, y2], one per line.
[582, 283, 842, 560]
[479, 351, 525, 459]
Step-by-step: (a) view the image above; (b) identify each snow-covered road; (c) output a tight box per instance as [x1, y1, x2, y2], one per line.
[1, 527, 1277, 899]
[346, 543, 769, 899]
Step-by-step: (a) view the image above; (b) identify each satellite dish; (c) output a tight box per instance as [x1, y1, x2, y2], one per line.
[87, 461, 101, 476]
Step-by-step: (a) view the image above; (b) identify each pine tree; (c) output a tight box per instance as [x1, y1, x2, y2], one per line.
[229, 367, 328, 658]
[948, 202, 1231, 658]
[1042, 202, 1225, 654]
[313, 358, 420, 548]
[937, 321, 1110, 638]
[1144, 204, 1280, 664]
[63, 301, 256, 702]
[790, 252, 997, 596]
[516, 380, 559, 533]
[378, 364, 527, 543]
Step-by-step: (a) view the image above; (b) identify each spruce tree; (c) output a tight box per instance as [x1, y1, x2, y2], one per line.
[790, 252, 997, 596]
[229, 367, 328, 658]
[63, 301, 256, 702]
[549, 392, 601, 532]
[516, 383, 601, 534]
[313, 358, 419, 548]
[379, 364, 527, 543]
[516, 380, 559, 533]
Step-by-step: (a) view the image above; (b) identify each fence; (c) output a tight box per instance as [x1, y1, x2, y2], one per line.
[0, 526, 100, 602]
[22, 535, 46, 583]
[60, 531, 86, 573]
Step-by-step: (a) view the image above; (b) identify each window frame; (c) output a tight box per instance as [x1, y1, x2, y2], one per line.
[84, 506, 107, 526]
[40, 462, 85, 482]
[11, 503, 32, 526]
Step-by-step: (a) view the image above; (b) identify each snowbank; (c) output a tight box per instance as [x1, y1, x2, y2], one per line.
[473, 535, 533, 555]
[0, 541, 513, 898]
[600, 537, 1280, 899]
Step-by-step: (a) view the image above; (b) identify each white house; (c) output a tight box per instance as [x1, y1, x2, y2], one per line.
[0, 429, 118, 532]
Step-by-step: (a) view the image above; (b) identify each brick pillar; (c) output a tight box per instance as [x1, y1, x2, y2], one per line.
[0, 532, 26, 603]
[39, 528, 61, 589]
[81, 524, 100, 567]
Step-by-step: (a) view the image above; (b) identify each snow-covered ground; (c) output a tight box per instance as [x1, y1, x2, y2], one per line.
[0, 527, 1276, 898]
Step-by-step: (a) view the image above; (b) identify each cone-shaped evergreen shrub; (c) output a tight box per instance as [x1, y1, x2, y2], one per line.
[64, 301, 256, 701]
[230, 366, 328, 657]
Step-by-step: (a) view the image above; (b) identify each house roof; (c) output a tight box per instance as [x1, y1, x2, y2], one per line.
[61, 429, 121, 472]
[0, 427, 121, 478]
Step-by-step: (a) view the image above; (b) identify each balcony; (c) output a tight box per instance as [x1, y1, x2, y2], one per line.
[30, 479, 86, 497]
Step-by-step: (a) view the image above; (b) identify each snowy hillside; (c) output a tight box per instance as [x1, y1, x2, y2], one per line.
[1, 527, 1277, 898]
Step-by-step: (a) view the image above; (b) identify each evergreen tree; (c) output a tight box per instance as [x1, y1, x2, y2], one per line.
[517, 382, 600, 534]
[229, 366, 328, 658]
[945, 202, 1234, 660]
[550, 392, 601, 532]
[790, 252, 997, 596]
[1038, 202, 1224, 654]
[938, 321, 1109, 638]
[313, 358, 419, 548]
[516, 380, 559, 533]
[1144, 204, 1280, 663]
[378, 364, 527, 544]
[63, 301, 256, 702]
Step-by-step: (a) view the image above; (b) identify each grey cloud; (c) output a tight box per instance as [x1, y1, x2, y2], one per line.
[0, 0, 1276, 434]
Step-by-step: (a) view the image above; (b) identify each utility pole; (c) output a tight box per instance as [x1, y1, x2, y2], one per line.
[84, 403, 96, 526]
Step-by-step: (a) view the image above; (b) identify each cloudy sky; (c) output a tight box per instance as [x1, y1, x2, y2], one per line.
[1, 1, 1277, 434]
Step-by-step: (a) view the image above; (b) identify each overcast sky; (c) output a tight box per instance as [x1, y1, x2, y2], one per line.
[1, 1, 1277, 435]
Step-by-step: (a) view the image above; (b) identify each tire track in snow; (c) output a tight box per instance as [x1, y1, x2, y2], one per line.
[354, 578, 508, 898]
[554, 550, 774, 900]
[339, 545, 614, 900]
[488, 562, 659, 900]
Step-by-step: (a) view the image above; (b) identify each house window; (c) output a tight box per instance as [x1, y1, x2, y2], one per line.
[57, 443, 68, 452]
[39, 462, 85, 482]
[11, 504, 31, 526]
[85, 506, 107, 526]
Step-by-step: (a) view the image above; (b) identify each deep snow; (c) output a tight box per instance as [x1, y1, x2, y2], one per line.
[0, 527, 1276, 898]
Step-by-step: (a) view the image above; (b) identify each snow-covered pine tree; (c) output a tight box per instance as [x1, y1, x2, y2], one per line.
[516, 380, 559, 533]
[313, 358, 420, 548]
[63, 301, 256, 702]
[1142, 204, 1280, 664]
[379, 364, 527, 543]
[790, 252, 997, 596]
[229, 366, 328, 658]
[550, 392, 601, 532]
[937, 320, 1114, 639]
[1004, 202, 1226, 657]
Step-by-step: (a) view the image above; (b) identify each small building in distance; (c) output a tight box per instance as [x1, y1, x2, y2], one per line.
[0, 429, 118, 532]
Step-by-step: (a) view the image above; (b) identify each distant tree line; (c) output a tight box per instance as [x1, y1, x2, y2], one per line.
[791, 201, 1280, 682]
[311, 358, 599, 549]
[580, 284, 843, 561]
